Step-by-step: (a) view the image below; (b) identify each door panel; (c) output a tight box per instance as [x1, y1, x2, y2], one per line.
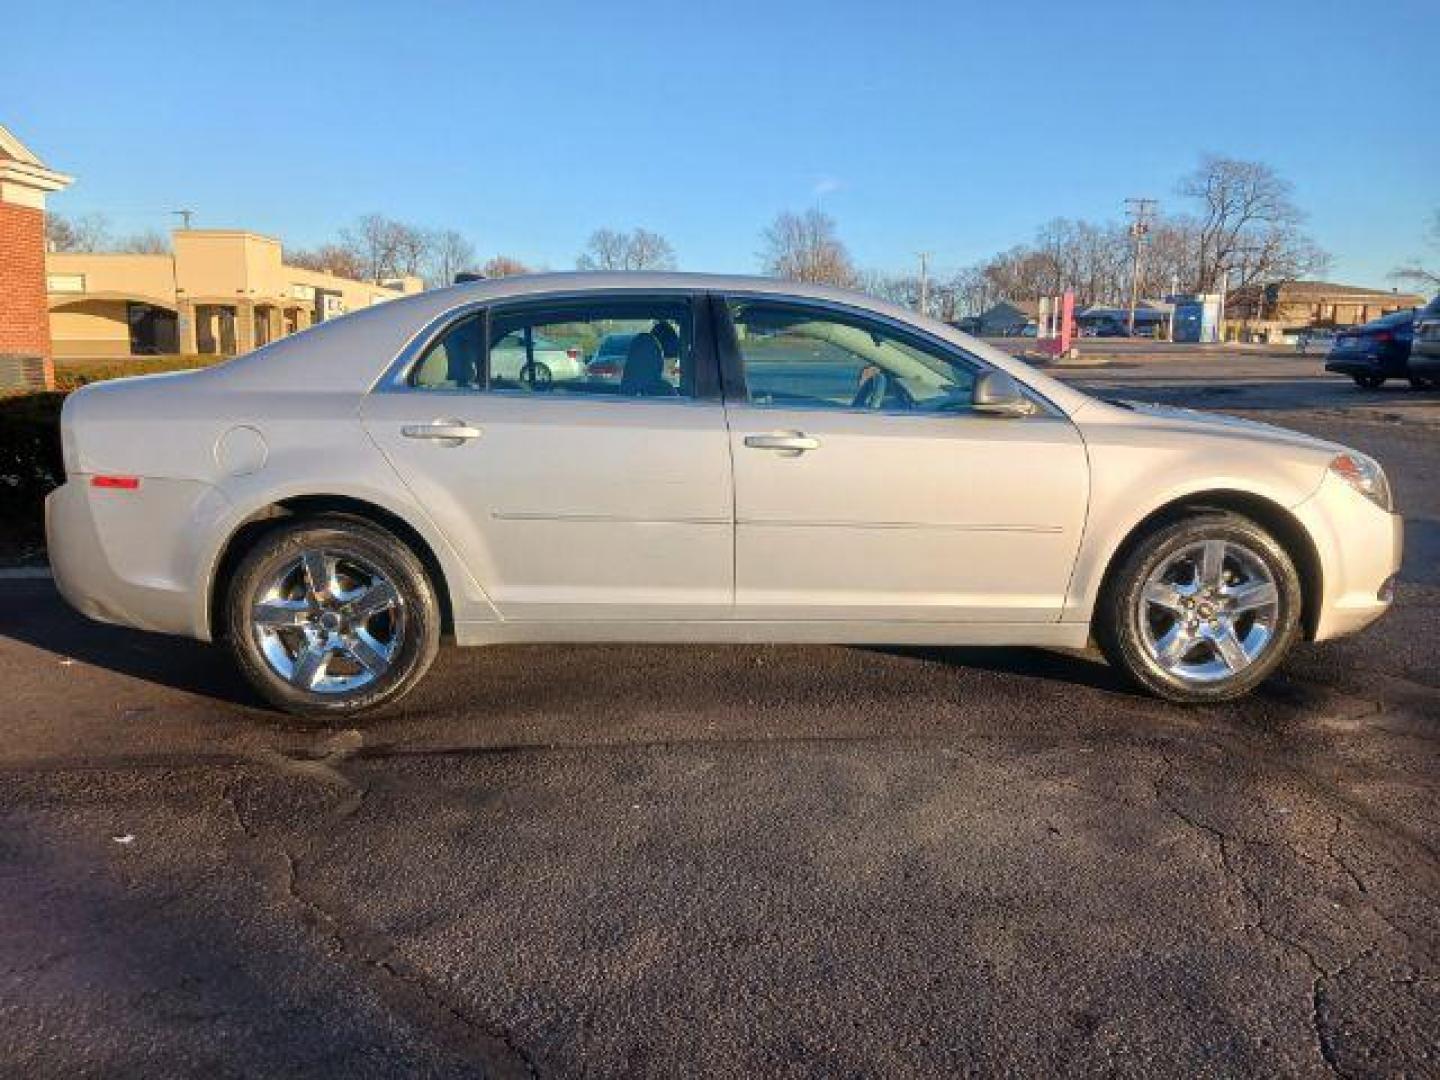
[728, 407, 1087, 621]
[365, 393, 733, 620]
[716, 295, 1088, 623]
[362, 294, 732, 622]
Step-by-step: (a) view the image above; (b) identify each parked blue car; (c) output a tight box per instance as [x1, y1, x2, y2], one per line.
[1324, 309, 1415, 389]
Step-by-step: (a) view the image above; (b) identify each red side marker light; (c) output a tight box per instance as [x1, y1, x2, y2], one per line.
[92, 475, 140, 490]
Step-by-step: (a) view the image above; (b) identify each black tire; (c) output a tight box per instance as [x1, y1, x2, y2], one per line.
[521, 361, 553, 388]
[1094, 512, 1303, 703]
[1409, 375, 1437, 391]
[225, 515, 441, 717]
[1353, 375, 1384, 389]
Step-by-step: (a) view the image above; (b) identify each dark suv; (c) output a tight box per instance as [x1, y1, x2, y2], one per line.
[1407, 294, 1440, 389]
[1324, 309, 1416, 388]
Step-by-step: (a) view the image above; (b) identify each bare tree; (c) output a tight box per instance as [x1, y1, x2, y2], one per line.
[1389, 209, 1440, 292]
[576, 228, 629, 271]
[339, 213, 434, 281]
[856, 269, 918, 310]
[760, 209, 856, 286]
[577, 227, 677, 271]
[45, 211, 110, 253]
[482, 255, 532, 278]
[287, 243, 369, 280]
[112, 229, 171, 254]
[339, 214, 394, 280]
[1178, 154, 1328, 292]
[627, 228, 676, 271]
[424, 228, 476, 287]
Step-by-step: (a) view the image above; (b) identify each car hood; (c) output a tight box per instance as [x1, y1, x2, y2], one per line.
[1094, 403, 1342, 457]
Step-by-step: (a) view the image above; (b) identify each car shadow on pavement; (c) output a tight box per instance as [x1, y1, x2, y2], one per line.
[0, 581, 261, 709]
[862, 644, 1140, 696]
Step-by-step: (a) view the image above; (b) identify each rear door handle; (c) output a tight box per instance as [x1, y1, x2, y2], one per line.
[744, 431, 820, 454]
[401, 420, 481, 444]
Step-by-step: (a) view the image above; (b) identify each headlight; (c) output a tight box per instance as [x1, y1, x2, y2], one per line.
[1329, 452, 1394, 512]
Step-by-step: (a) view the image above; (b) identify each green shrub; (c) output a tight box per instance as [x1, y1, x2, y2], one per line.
[53, 353, 219, 391]
[0, 392, 65, 543]
[1, 355, 224, 549]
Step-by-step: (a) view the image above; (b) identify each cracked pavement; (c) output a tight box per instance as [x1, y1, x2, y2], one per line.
[1, 360, 1436, 1077]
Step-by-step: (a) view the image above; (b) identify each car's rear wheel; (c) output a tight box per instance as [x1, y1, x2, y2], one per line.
[1353, 375, 1384, 389]
[1095, 512, 1302, 703]
[520, 361, 553, 388]
[225, 515, 441, 716]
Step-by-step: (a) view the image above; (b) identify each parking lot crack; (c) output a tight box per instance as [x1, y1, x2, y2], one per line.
[1152, 753, 1378, 1076]
[1313, 948, 1375, 1078]
[1326, 814, 1368, 896]
[219, 780, 535, 1077]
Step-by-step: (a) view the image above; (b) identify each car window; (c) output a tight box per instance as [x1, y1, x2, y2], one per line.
[410, 299, 695, 397]
[726, 300, 978, 413]
[489, 299, 694, 397]
[411, 313, 483, 390]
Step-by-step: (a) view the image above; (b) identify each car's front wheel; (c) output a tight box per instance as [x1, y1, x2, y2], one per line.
[1095, 512, 1302, 702]
[1409, 375, 1437, 391]
[225, 515, 441, 716]
[1353, 375, 1385, 389]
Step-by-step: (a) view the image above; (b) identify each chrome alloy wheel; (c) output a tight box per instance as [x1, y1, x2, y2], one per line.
[250, 549, 405, 694]
[1137, 538, 1280, 685]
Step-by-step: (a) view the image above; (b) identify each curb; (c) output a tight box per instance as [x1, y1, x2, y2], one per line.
[0, 567, 53, 580]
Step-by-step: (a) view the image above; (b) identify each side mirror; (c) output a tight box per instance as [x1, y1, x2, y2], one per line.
[971, 371, 1033, 417]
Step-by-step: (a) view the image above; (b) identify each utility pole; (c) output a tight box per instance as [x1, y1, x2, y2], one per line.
[916, 251, 931, 316]
[172, 208, 195, 230]
[1124, 198, 1157, 336]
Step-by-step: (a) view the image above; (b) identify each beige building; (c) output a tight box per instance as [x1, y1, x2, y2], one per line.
[1225, 281, 1423, 328]
[47, 229, 422, 358]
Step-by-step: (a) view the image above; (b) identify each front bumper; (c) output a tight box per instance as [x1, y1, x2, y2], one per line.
[1289, 472, 1404, 641]
[46, 476, 232, 640]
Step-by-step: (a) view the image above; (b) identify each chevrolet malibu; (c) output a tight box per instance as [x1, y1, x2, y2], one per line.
[46, 274, 1402, 715]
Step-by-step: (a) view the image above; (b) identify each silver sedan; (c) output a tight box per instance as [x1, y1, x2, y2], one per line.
[47, 273, 1402, 715]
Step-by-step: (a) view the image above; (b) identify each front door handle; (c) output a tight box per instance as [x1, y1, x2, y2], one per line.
[744, 431, 820, 454]
[402, 420, 481, 445]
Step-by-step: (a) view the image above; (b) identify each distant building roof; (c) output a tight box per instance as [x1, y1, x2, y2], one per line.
[1265, 280, 1422, 304]
[983, 298, 1038, 318]
[1078, 300, 1172, 319]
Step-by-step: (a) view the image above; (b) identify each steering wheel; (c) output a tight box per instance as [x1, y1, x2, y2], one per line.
[851, 368, 913, 410]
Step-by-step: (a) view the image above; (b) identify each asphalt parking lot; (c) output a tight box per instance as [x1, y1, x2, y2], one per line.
[2, 351, 1436, 1077]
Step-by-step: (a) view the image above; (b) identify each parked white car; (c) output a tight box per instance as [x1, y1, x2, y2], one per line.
[47, 273, 1402, 715]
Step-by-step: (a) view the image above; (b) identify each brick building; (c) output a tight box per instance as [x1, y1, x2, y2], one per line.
[0, 124, 71, 389]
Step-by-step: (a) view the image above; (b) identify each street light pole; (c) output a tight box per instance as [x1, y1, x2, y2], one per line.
[916, 251, 931, 316]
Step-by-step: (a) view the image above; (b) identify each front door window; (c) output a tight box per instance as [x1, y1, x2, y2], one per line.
[725, 300, 978, 414]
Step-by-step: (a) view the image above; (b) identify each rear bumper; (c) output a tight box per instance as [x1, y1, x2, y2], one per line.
[1290, 472, 1404, 641]
[1324, 356, 1383, 376]
[45, 476, 232, 640]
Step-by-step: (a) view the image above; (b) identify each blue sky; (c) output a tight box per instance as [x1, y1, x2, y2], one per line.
[5, 0, 1436, 285]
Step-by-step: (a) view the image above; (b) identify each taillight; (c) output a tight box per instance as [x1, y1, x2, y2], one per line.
[566, 348, 580, 361]
[92, 475, 140, 490]
[1372, 331, 1393, 343]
